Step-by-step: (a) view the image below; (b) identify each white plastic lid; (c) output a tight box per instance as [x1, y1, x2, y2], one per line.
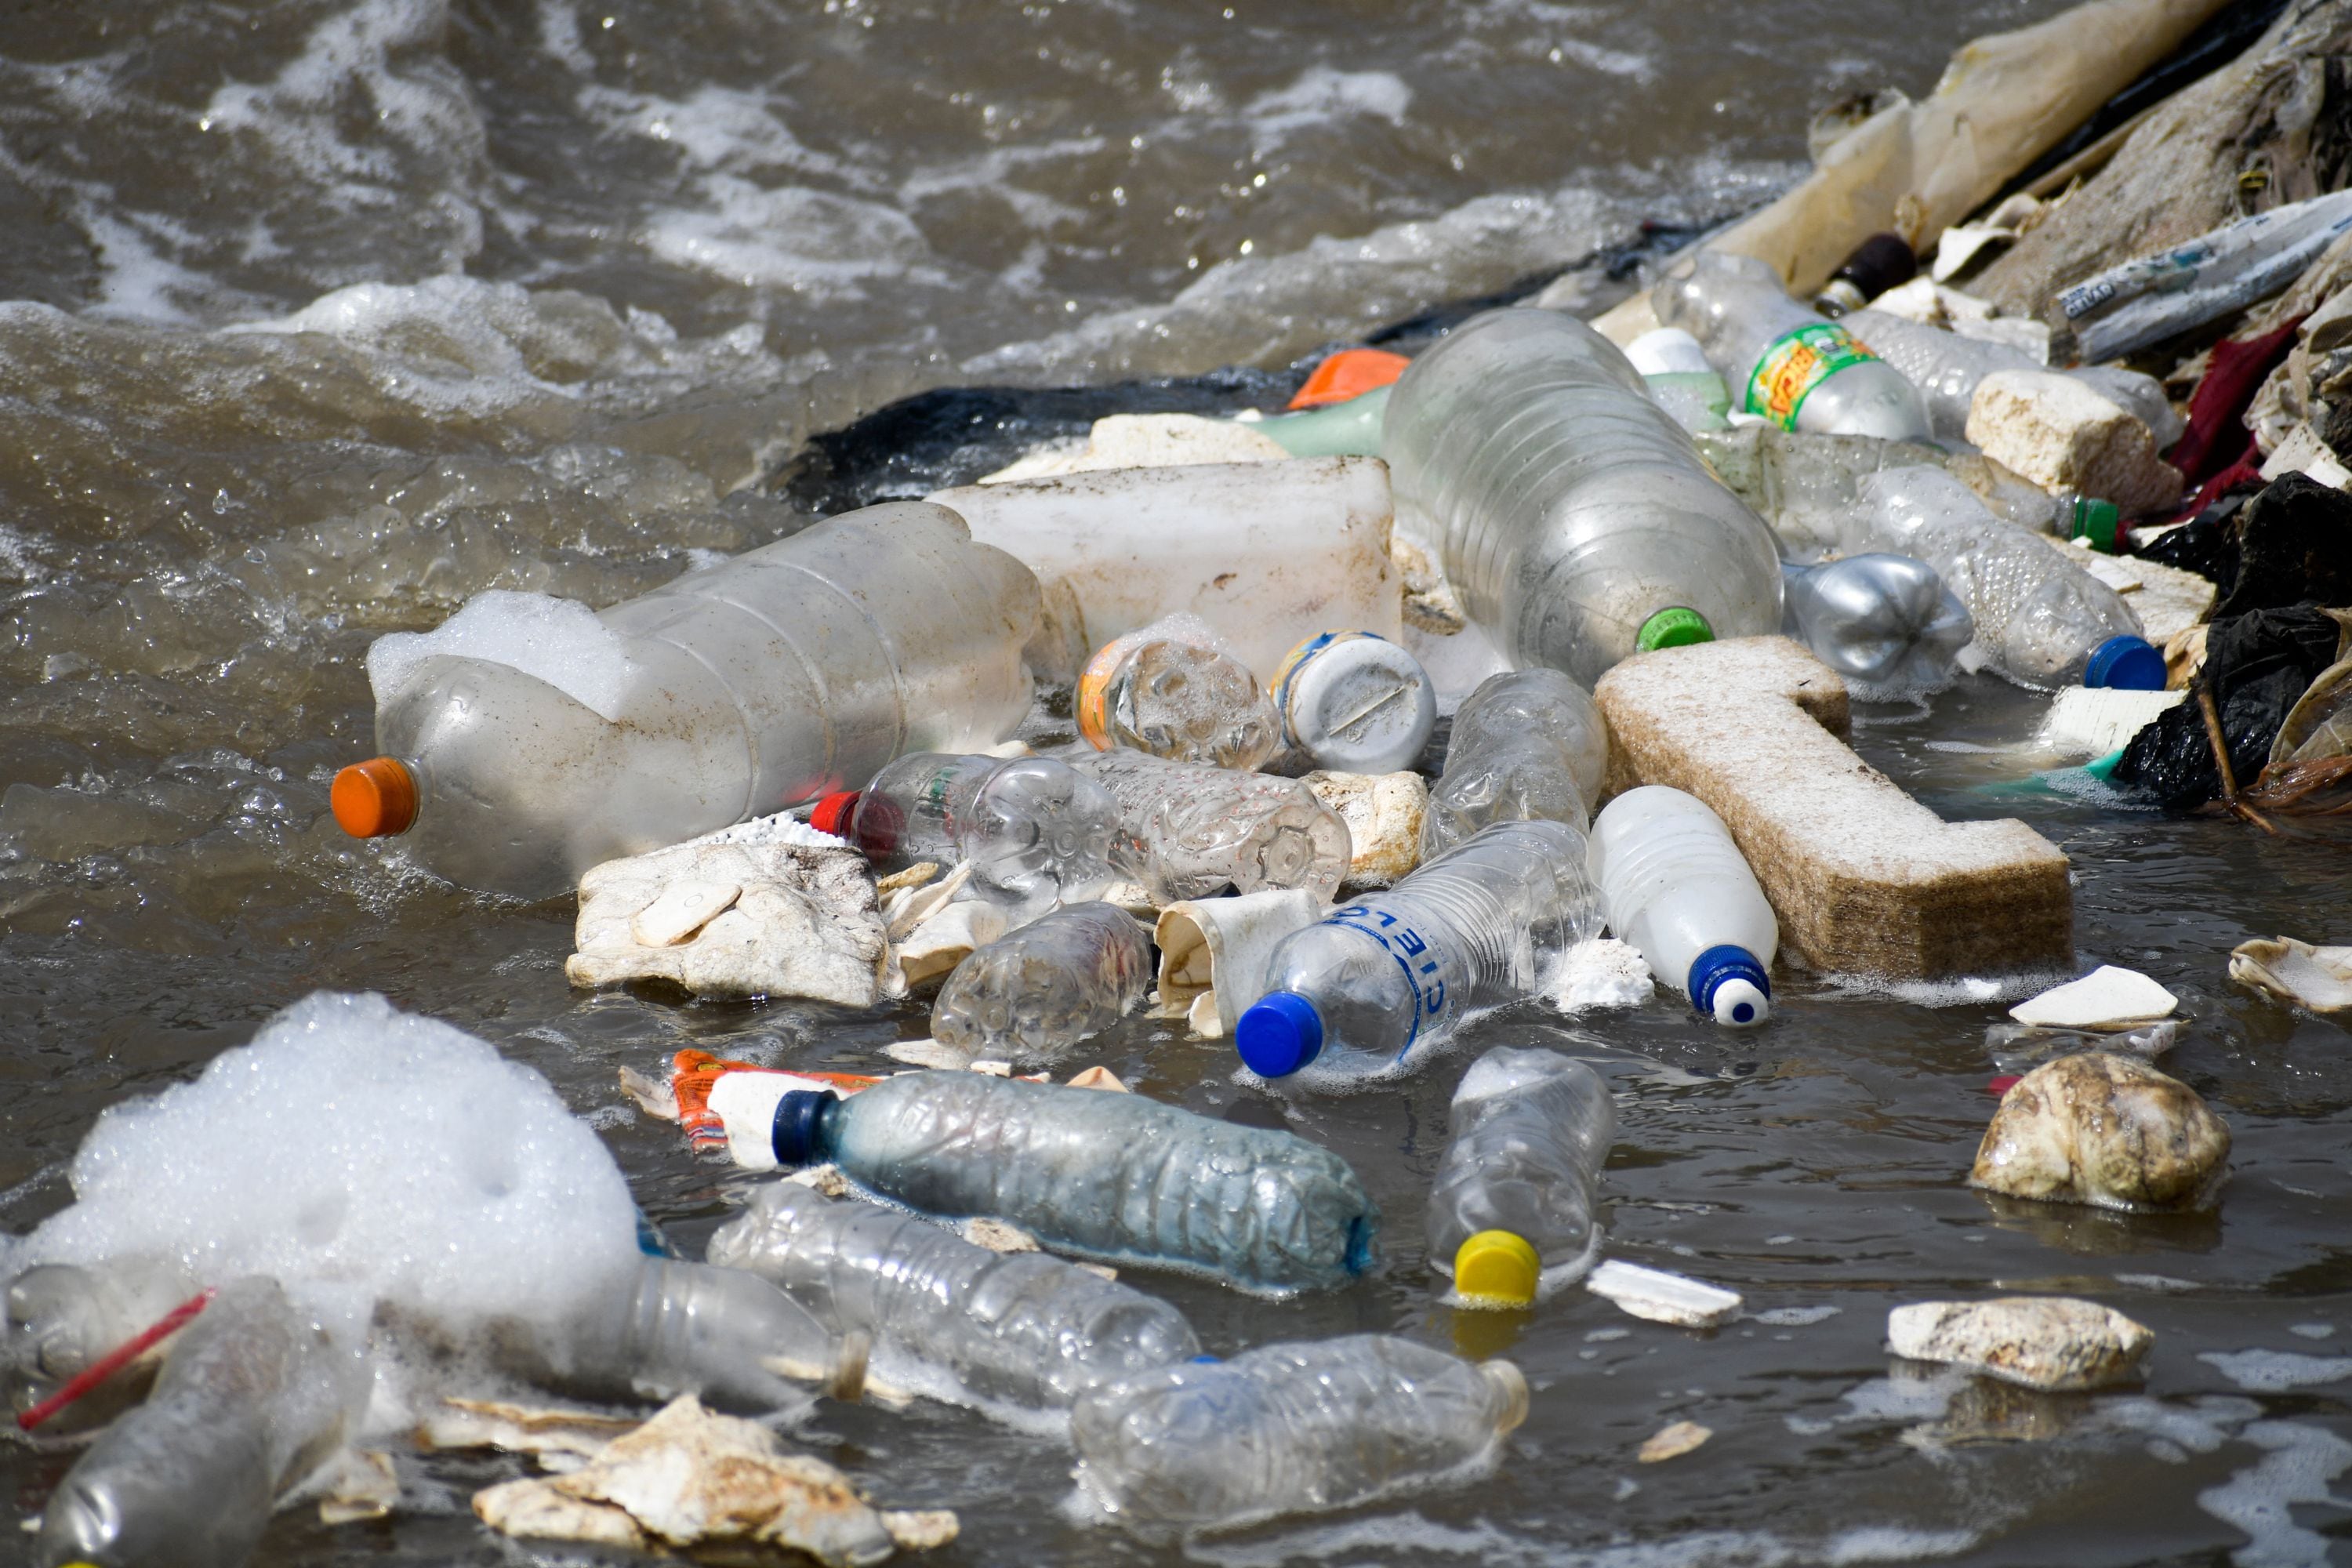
[1711, 978, 1771, 1027]
[1626, 327, 1713, 378]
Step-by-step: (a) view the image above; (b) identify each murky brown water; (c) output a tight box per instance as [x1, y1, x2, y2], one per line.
[2, 1, 2349, 1563]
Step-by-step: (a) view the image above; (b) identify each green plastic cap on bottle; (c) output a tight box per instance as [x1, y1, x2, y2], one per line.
[1636, 606, 1715, 653]
[2067, 496, 2121, 553]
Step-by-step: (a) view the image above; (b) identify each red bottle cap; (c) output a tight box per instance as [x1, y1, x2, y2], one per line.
[332, 757, 418, 838]
[809, 791, 860, 838]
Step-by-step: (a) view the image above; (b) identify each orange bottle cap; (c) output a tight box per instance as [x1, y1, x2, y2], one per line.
[1287, 347, 1411, 410]
[332, 757, 418, 838]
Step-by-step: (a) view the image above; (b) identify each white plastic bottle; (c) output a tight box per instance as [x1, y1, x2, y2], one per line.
[1626, 326, 1732, 432]
[1653, 251, 1932, 440]
[1381, 308, 1784, 687]
[333, 502, 1039, 899]
[1845, 308, 2180, 446]
[1236, 819, 1602, 1081]
[1780, 554, 1974, 693]
[1076, 614, 1281, 770]
[815, 753, 1127, 916]
[930, 902, 1152, 1067]
[1427, 1048, 1617, 1307]
[1064, 748, 1351, 903]
[1587, 786, 1777, 1026]
[1269, 630, 1437, 774]
[1069, 1336, 1528, 1533]
[1420, 669, 1609, 857]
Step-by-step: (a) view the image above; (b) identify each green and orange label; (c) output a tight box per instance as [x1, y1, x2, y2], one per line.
[1744, 321, 1875, 430]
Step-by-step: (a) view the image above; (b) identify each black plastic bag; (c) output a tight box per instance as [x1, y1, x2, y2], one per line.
[2209, 472, 2352, 619]
[2112, 607, 2344, 809]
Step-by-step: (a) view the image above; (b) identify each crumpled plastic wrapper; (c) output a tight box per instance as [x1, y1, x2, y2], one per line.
[1154, 889, 1323, 1040]
[2230, 935, 2352, 1018]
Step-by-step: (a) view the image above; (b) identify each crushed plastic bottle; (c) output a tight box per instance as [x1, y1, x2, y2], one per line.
[1064, 747, 1350, 903]
[1588, 786, 1777, 1026]
[1236, 819, 1602, 1081]
[1420, 669, 1609, 858]
[1427, 1048, 1616, 1307]
[1653, 251, 1932, 440]
[1840, 467, 2164, 690]
[708, 1181, 1200, 1418]
[1780, 554, 1974, 693]
[931, 902, 1152, 1067]
[758, 1072, 1378, 1295]
[1270, 630, 1437, 774]
[334, 502, 1039, 899]
[1846, 307, 2176, 446]
[1069, 1335, 1528, 1533]
[1383, 307, 1784, 686]
[1077, 614, 1281, 770]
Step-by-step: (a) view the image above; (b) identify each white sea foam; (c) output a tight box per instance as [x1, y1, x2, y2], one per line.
[1243, 67, 1412, 153]
[2197, 1420, 2352, 1568]
[644, 175, 936, 292]
[2198, 1349, 2352, 1394]
[366, 587, 639, 720]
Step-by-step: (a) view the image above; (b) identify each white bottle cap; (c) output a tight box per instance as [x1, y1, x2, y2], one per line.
[1711, 978, 1771, 1027]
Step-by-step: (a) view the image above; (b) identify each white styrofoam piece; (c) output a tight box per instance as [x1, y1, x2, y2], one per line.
[1587, 1260, 1743, 1327]
[2009, 964, 2178, 1029]
[2037, 686, 2183, 759]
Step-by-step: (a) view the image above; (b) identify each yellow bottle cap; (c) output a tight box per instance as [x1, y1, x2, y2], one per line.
[1453, 1229, 1540, 1308]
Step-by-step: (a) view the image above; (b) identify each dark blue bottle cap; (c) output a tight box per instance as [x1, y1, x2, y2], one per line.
[1688, 945, 1772, 1025]
[1187, 1355, 1222, 1364]
[1234, 992, 1325, 1077]
[2084, 634, 2165, 691]
[770, 1089, 839, 1167]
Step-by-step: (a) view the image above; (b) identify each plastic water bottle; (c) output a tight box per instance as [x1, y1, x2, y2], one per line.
[1840, 468, 2164, 690]
[1420, 670, 1609, 858]
[931, 902, 1152, 1067]
[708, 1182, 1200, 1416]
[4, 1258, 198, 1433]
[1626, 326, 1733, 433]
[814, 753, 1126, 916]
[1077, 615, 1281, 770]
[1780, 554, 1973, 693]
[1382, 308, 1784, 686]
[1587, 786, 1777, 1026]
[1427, 1049, 1615, 1308]
[755, 1072, 1378, 1296]
[332, 502, 1039, 899]
[1064, 748, 1350, 903]
[1236, 819, 1602, 1081]
[1269, 630, 1437, 774]
[1846, 308, 2180, 446]
[1653, 252, 1931, 440]
[1069, 1335, 1528, 1533]
[34, 1277, 368, 1568]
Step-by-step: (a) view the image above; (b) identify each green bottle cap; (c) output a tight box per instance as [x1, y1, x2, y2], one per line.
[2067, 497, 2120, 552]
[1637, 606, 1715, 652]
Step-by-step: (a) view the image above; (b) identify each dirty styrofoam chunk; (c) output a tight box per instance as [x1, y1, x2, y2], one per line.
[630, 879, 742, 947]
[2038, 688, 2183, 760]
[2258, 422, 2352, 489]
[1302, 770, 1428, 889]
[895, 899, 1009, 988]
[2229, 937, 2352, 1016]
[1586, 1260, 1742, 1327]
[980, 413, 1288, 484]
[2009, 965, 2177, 1029]
[1546, 938, 1654, 1013]
[1965, 371, 2182, 517]
[1636, 1421, 1713, 1463]
[1886, 1298, 2154, 1391]
[1154, 889, 1323, 1038]
[1971, 1051, 2230, 1212]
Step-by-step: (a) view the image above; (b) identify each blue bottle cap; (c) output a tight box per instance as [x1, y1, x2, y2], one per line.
[2084, 634, 2165, 691]
[1688, 945, 1772, 1025]
[769, 1089, 839, 1167]
[1235, 992, 1325, 1078]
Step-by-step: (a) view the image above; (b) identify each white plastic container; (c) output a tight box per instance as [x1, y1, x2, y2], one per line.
[1587, 786, 1778, 1026]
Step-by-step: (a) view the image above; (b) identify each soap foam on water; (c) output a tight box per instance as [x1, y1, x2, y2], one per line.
[366, 588, 640, 720]
[2196, 1349, 2352, 1393]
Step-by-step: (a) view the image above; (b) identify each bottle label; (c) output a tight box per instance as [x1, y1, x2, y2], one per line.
[1074, 639, 1125, 750]
[1744, 321, 1876, 430]
[1326, 903, 1452, 1059]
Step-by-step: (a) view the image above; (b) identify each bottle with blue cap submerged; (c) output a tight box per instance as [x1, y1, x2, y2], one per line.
[1381, 307, 1783, 687]
[757, 1072, 1378, 1296]
[1069, 1334, 1528, 1533]
[1270, 630, 1437, 774]
[930, 902, 1152, 1067]
[1064, 747, 1351, 903]
[1236, 819, 1602, 1081]
[1427, 1049, 1616, 1308]
[1419, 669, 1609, 858]
[708, 1181, 1200, 1417]
[1780, 554, 1974, 694]
[1588, 786, 1777, 1026]
[1077, 615, 1281, 771]
[1840, 467, 2165, 690]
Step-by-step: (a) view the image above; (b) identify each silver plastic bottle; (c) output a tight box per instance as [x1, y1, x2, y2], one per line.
[931, 902, 1152, 1067]
[1382, 308, 1784, 686]
[1076, 614, 1282, 770]
[1069, 1335, 1528, 1534]
[335, 502, 1040, 899]
[1588, 786, 1777, 1026]
[818, 752, 1126, 916]
[1420, 669, 1609, 858]
[1780, 554, 1973, 693]
[1845, 307, 2181, 445]
[708, 1182, 1200, 1417]
[1064, 747, 1350, 903]
[1426, 1049, 1616, 1308]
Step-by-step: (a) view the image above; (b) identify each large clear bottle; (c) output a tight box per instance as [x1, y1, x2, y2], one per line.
[1077, 614, 1281, 770]
[4, 1258, 198, 1433]
[707, 1181, 1200, 1417]
[756, 1072, 1379, 1297]
[1844, 308, 2181, 445]
[1587, 786, 1777, 1026]
[1382, 308, 1784, 687]
[1236, 819, 1602, 1082]
[820, 753, 1126, 916]
[930, 902, 1152, 1067]
[1426, 1049, 1616, 1308]
[1780, 554, 1973, 693]
[1069, 1335, 1528, 1534]
[1839, 468, 2164, 690]
[1064, 747, 1350, 904]
[1420, 669, 1609, 858]
[333, 502, 1040, 899]
[1652, 252, 1932, 440]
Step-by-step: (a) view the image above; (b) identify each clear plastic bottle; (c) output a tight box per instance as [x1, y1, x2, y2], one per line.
[1626, 327, 1733, 433]
[1069, 1335, 1528, 1533]
[1269, 630, 1437, 774]
[816, 753, 1126, 916]
[34, 1277, 368, 1568]
[1846, 308, 2180, 445]
[1839, 468, 2165, 690]
[707, 1181, 1200, 1415]
[1381, 307, 1784, 687]
[756, 1072, 1379, 1296]
[1780, 554, 1973, 692]
[1077, 614, 1281, 770]
[1064, 747, 1350, 904]
[1426, 1049, 1615, 1308]
[332, 501, 1040, 899]
[1653, 252, 1932, 440]
[1587, 786, 1777, 1026]
[1236, 819, 1602, 1081]
[1420, 670, 1609, 858]
[931, 902, 1152, 1067]
[4, 1258, 198, 1433]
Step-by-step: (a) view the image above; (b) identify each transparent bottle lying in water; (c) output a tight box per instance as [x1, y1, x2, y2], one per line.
[1236, 819, 1602, 1082]
[931, 902, 1152, 1067]
[1069, 1334, 1528, 1534]
[1064, 747, 1350, 904]
[1076, 614, 1280, 770]
[1420, 669, 1609, 858]
[758, 1072, 1379, 1296]
[4, 1257, 197, 1433]
[1843, 307, 2181, 447]
[1588, 785, 1777, 1026]
[1780, 554, 1973, 693]
[818, 752, 1126, 916]
[707, 1181, 1200, 1417]
[1426, 1048, 1616, 1307]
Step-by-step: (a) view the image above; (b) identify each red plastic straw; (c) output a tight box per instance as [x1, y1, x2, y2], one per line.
[16, 1287, 215, 1432]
